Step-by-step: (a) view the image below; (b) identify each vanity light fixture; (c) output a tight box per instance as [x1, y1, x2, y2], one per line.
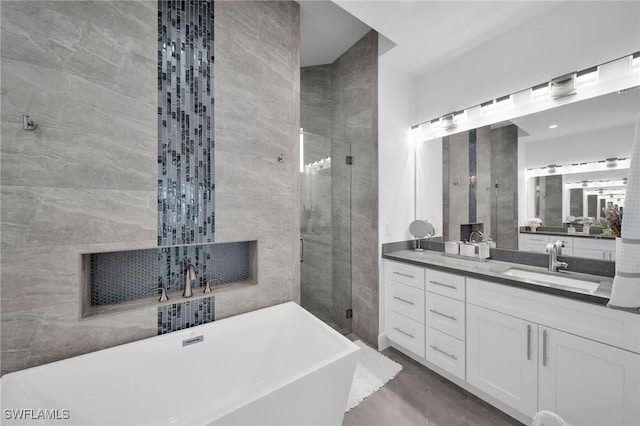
[429, 118, 442, 130]
[530, 82, 550, 101]
[576, 66, 599, 86]
[441, 113, 457, 130]
[547, 165, 556, 173]
[581, 181, 589, 187]
[549, 73, 577, 99]
[606, 157, 618, 167]
[496, 95, 512, 108]
[632, 52, 640, 67]
[480, 100, 495, 113]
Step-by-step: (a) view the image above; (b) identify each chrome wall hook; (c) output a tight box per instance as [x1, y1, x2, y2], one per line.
[22, 115, 37, 130]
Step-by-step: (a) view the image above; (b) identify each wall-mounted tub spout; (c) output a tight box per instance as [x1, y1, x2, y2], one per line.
[183, 261, 196, 298]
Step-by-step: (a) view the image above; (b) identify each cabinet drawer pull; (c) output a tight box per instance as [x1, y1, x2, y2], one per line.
[429, 280, 457, 290]
[527, 324, 532, 360]
[542, 329, 548, 366]
[393, 296, 415, 305]
[429, 345, 458, 360]
[429, 309, 457, 321]
[393, 271, 415, 278]
[393, 327, 414, 339]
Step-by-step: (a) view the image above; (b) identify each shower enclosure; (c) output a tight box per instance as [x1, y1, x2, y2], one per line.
[299, 130, 352, 334]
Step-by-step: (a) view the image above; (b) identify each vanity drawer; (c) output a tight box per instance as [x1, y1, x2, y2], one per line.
[426, 292, 465, 340]
[386, 280, 425, 324]
[425, 269, 465, 301]
[387, 310, 425, 358]
[426, 326, 465, 380]
[385, 260, 425, 290]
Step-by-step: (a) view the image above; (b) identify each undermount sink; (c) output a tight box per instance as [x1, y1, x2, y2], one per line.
[502, 268, 601, 293]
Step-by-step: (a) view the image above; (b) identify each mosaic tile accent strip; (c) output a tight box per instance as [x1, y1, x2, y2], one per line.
[90, 241, 251, 306]
[158, 0, 215, 246]
[157, 296, 215, 334]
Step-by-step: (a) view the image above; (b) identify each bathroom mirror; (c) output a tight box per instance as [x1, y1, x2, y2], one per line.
[416, 82, 638, 251]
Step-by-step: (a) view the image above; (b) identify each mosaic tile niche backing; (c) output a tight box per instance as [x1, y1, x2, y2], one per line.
[158, 0, 215, 246]
[158, 296, 214, 334]
[89, 241, 252, 306]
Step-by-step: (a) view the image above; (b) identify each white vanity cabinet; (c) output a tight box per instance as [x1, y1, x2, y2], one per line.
[538, 327, 640, 426]
[383, 258, 640, 425]
[425, 269, 466, 380]
[467, 304, 538, 417]
[467, 277, 640, 426]
[385, 261, 426, 357]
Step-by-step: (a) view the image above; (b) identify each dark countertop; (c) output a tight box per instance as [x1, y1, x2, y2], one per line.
[520, 230, 616, 240]
[383, 249, 614, 306]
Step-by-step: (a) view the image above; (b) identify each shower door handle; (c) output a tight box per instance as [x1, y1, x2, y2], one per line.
[300, 238, 304, 263]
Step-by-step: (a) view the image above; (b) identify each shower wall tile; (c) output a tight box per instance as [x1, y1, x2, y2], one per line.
[0, 58, 156, 190]
[214, 0, 300, 317]
[0, 1, 156, 102]
[490, 125, 519, 250]
[1, 186, 156, 249]
[476, 126, 492, 237]
[331, 31, 378, 346]
[0, 0, 157, 374]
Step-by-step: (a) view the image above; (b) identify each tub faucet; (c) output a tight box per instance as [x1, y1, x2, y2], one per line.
[183, 261, 196, 298]
[546, 240, 568, 272]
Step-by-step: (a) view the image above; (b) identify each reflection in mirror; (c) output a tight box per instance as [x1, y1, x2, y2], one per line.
[416, 82, 639, 254]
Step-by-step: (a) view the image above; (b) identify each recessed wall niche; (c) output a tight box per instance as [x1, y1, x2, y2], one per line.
[81, 241, 257, 319]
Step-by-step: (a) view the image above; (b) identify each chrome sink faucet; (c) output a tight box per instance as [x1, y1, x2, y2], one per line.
[183, 260, 197, 298]
[546, 240, 568, 272]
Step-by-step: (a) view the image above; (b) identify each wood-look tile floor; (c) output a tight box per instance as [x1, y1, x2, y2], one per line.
[343, 346, 524, 426]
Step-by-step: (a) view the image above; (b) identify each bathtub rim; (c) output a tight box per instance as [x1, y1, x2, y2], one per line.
[1, 302, 361, 425]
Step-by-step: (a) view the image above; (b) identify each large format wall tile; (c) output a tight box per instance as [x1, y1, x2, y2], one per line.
[1, 0, 300, 375]
[1, 186, 156, 249]
[332, 31, 378, 345]
[214, 0, 300, 320]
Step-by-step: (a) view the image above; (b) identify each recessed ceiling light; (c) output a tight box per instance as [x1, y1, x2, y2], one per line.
[549, 124, 558, 129]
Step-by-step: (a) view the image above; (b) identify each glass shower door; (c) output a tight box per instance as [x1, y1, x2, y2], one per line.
[300, 130, 352, 335]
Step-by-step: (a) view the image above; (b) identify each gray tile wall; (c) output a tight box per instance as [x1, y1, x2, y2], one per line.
[1, 0, 301, 375]
[490, 125, 518, 250]
[332, 31, 378, 346]
[1, 1, 158, 375]
[543, 175, 563, 227]
[212, 1, 301, 320]
[442, 125, 518, 249]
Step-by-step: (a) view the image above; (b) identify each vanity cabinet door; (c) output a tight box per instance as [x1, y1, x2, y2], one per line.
[467, 305, 538, 417]
[538, 327, 640, 426]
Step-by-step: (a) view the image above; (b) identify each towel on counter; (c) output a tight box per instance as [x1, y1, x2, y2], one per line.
[609, 115, 640, 310]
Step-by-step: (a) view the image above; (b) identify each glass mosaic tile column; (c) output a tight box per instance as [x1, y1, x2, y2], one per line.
[158, 0, 215, 246]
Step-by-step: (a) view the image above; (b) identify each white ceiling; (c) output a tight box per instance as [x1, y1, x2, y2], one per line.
[512, 88, 640, 144]
[299, 0, 371, 67]
[331, 1, 561, 76]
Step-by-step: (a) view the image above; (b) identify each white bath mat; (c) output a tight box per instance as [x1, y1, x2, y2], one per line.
[345, 340, 403, 412]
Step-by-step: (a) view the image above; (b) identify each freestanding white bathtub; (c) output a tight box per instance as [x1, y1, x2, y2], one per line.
[1, 302, 360, 426]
